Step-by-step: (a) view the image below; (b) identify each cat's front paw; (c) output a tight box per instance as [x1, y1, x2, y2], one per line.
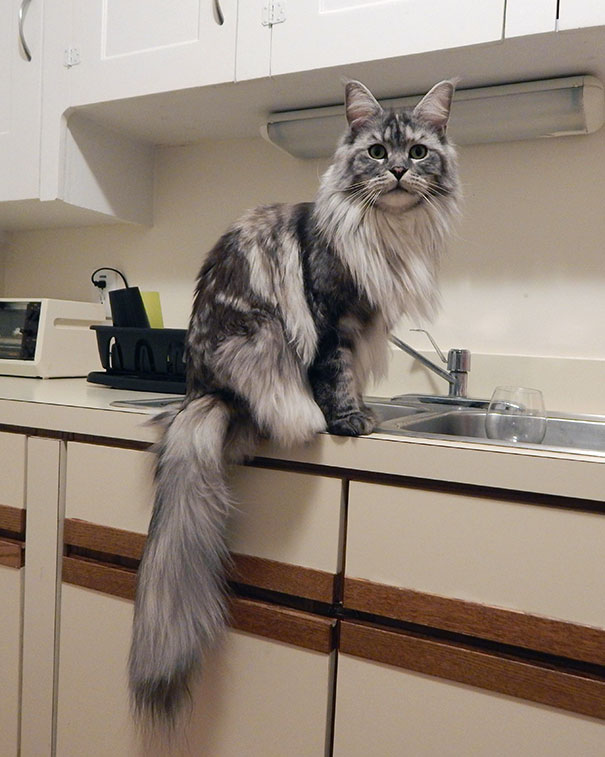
[327, 409, 375, 437]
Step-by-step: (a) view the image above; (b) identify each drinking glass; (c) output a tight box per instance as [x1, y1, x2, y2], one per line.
[485, 386, 547, 444]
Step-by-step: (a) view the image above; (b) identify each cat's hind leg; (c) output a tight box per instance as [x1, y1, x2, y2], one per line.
[211, 318, 326, 447]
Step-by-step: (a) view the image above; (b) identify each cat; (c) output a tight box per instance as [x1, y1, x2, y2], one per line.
[129, 79, 460, 725]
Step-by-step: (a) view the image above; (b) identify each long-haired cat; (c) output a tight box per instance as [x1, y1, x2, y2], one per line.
[129, 79, 460, 724]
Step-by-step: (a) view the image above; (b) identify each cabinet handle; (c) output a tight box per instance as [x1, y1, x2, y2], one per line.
[0, 539, 24, 569]
[18, 0, 33, 61]
[213, 0, 225, 25]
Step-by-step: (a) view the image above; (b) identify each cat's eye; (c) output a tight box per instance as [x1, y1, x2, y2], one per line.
[409, 144, 428, 160]
[368, 144, 387, 160]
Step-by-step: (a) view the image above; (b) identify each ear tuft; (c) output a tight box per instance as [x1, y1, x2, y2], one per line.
[344, 80, 383, 134]
[413, 80, 456, 135]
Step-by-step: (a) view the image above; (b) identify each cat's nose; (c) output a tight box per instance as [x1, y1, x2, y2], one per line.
[390, 167, 407, 181]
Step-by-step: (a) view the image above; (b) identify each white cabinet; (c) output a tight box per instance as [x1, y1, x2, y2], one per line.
[56, 586, 334, 757]
[0, 432, 26, 757]
[558, 1, 605, 30]
[505, 0, 557, 37]
[333, 651, 605, 757]
[345, 482, 605, 632]
[0, 0, 44, 202]
[0, 565, 22, 757]
[69, 0, 238, 107]
[0, 0, 155, 229]
[19, 437, 65, 756]
[269, 0, 506, 76]
[57, 441, 338, 755]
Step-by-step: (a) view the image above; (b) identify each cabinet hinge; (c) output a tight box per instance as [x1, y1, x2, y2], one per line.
[64, 47, 81, 68]
[262, 1, 286, 26]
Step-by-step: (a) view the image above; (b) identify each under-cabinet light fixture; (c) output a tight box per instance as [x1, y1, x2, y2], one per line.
[262, 76, 605, 159]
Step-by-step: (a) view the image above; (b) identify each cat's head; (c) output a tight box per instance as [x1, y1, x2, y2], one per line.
[325, 80, 459, 214]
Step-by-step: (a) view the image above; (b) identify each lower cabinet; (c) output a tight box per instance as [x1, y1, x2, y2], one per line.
[4, 429, 605, 755]
[0, 563, 23, 757]
[333, 645, 605, 757]
[56, 583, 335, 756]
[58, 440, 341, 755]
[0, 430, 27, 757]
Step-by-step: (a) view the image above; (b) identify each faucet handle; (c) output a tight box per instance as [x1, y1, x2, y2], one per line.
[410, 328, 447, 363]
[447, 348, 471, 373]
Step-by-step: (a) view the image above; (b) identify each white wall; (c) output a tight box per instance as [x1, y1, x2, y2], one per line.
[3, 128, 605, 410]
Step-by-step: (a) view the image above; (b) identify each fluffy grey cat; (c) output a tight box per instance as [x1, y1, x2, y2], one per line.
[129, 79, 460, 724]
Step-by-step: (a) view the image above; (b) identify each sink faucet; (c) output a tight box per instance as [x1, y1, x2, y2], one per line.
[390, 330, 471, 398]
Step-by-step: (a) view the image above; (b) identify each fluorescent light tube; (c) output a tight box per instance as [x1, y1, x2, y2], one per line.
[262, 76, 605, 159]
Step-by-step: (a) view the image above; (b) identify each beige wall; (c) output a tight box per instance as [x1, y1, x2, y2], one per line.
[3, 127, 605, 402]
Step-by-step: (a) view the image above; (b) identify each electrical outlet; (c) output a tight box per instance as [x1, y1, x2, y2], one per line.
[91, 267, 128, 318]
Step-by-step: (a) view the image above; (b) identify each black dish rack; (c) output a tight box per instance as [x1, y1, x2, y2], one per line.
[87, 325, 187, 393]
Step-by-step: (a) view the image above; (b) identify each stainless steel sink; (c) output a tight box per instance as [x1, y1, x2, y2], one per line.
[110, 394, 605, 456]
[379, 407, 605, 455]
[365, 398, 425, 423]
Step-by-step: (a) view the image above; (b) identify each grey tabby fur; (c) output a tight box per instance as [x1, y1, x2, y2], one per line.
[129, 79, 460, 725]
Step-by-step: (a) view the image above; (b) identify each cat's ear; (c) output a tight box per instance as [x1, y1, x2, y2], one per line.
[345, 81, 383, 134]
[413, 80, 456, 135]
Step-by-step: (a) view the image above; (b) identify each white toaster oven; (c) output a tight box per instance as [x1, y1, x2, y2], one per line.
[0, 299, 106, 378]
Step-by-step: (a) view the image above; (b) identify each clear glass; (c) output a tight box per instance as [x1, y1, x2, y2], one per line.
[485, 386, 547, 444]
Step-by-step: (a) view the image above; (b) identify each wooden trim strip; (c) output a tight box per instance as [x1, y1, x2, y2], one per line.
[0, 538, 25, 569]
[230, 596, 335, 653]
[340, 621, 605, 721]
[61, 556, 335, 653]
[63, 519, 338, 603]
[230, 553, 336, 603]
[0, 504, 26, 536]
[345, 577, 605, 667]
[64, 518, 146, 560]
[62, 556, 136, 600]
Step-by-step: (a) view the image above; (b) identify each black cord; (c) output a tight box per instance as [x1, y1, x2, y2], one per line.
[91, 267, 129, 289]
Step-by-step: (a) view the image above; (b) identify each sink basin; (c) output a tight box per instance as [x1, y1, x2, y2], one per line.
[381, 408, 605, 455]
[364, 399, 425, 423]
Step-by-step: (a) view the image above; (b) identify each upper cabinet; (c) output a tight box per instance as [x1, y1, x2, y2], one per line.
[558, 1, 605, 31]
[68, 0, 238, 107]
[0, 0, 155, 230]
[3, 0, 605, 231]
[505, 0, 557, 37]
[268, 0, 506, 76]
[0, 0, 43, 202]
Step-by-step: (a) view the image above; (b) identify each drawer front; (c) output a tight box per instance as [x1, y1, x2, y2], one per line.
[64, 443, 344, 600]
[65, 442, 155, 532]
[0, 432, 26, 509]
[66, 442, 343, 572]
[346, 481, 605, 631]
[229, 466, 343, 574]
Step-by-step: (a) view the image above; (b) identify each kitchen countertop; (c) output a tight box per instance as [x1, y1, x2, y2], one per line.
[0, 376, 603, 502]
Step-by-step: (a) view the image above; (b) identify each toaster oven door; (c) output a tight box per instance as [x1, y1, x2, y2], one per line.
[0, 302, 40, 360]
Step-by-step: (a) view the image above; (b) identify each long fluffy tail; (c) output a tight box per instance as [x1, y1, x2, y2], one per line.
[129, 395, 236, 724]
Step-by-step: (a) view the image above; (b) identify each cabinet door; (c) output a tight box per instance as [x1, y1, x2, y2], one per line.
[0, 433, 26, 757]
[270, 0, 505, 76]
[0, 565, 23, 757]
[69, 0, 238, 107]
[558, 1, 605, 30]
[57, 584, 334, 756]
[505, 0, 557, 37]
[20, 437, 65, 757]
[334, 650, 605, 756]
[0, 0, 43, 202]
